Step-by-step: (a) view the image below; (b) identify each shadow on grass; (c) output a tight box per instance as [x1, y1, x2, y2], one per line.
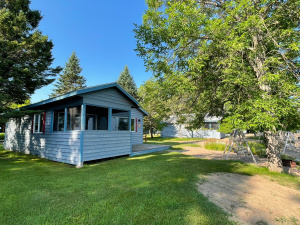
[1, 145, 299, 224]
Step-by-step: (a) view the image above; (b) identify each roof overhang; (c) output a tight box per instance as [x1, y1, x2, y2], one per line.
[24, 82, 141, 109]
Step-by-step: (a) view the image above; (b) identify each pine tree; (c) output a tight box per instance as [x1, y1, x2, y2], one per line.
[0, 0, 61, 121]
[116, 65, 138, 100]
[50, 52, 86, 97]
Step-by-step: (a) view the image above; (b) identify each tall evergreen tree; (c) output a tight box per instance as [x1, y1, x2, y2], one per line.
[116, 65, 138, 100]
[50, 51, 86, 97]
[0, 0, 61, 121]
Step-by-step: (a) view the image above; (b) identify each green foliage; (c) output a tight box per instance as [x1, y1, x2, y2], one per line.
[116, 65, 138, 100]
[0, 0, 61, 121]
[281, 154, 296, 161]
[139, 76, 194, 137]
[0, 133, 4, 140]
[204, 141, 226, 151]
[1, 144, 299, 224]
[8, 99, 31, 109]
[248, 142, 267, 157]
[50, 51, 86, 97]
[135, 0, 300, 133]
[138, 79, 168, 136]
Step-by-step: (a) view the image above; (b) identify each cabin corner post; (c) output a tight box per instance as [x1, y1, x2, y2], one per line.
[81, 103, 86, 131]
[64, 108, 67, 132]
[50, 110, 54, 133]
[108, 107, 112, 131]
[129, 109, 132, 153]
[77, 131, 84, 168]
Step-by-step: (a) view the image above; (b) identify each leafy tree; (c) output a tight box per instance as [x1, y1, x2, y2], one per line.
[0, 0, 61, 121]
[135, 0, 300, 172]
[139, 76, 193, 138]
[138, 79, 167, 138]
[117, 65, 138, 100]
[50, 51, 86, 97]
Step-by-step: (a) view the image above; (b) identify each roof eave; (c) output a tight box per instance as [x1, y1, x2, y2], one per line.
[24, 82, 141, 109]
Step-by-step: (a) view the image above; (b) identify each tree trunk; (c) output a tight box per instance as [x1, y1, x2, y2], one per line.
[264, 131, 284, 173]
[179, 125, 182, 139]
[150, 127, 154, 138]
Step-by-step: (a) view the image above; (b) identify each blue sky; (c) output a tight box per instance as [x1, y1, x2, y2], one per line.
[30, 0, 152, 103]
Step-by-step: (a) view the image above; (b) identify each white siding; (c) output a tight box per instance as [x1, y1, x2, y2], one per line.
[131, 108, 144, 145]
[161, 124, 225, 139]
[80, 88, 133, 110]
[4, 112, 81, 165]
[83, 131, 131, 161]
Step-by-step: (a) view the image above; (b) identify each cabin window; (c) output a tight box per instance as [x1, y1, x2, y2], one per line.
[131, 118, 135, 132]
[33, 114, 44, 133]
[112, 109, 129, 131]
[53, 109, 65, 131]
[85, 105, 108, 130]
[211, 122, 220, 130]
[203, 122, 220, 130]
[67, 106, 81, 130]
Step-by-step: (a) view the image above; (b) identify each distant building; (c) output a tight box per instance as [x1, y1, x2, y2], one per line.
[161, 115, 225, 139]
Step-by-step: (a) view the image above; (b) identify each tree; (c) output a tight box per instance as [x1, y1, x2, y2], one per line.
[135, 0, 300, 172]
[0, 0, 61, 121]
[50, 51, 86, 97]
[117, 65, 138, 100]
[138, 79, 167, 138]
[139, 76, 193, 138]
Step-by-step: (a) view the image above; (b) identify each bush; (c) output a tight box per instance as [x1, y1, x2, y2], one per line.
[0, 133, 4, 140]
[248, 142, 266, 157]
[204, 141, 226, 151]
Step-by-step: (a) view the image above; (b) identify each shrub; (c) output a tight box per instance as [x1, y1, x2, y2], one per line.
[248, 142, 266, 157]
[204, 141, 226, 151]
[0, 133, 4, 140]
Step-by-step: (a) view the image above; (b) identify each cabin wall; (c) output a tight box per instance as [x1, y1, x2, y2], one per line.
[161, 124, 225, 139]
[4, 112, 81, 165]
[81, 88, 133, 110]
[131, 108, 144, 145]
[83, 131, 131, 161]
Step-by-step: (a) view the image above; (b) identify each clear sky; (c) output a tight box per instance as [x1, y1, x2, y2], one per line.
[30, 0, 152, 103]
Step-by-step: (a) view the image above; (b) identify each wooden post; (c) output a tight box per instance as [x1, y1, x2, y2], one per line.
[283, 132, 289, 154]
[108, 107, 112, 131]
[81, 104, 86, 131]
[64, 108, 67, 132]
[241, 132, 257, 164]
[145, 134, 147, 142]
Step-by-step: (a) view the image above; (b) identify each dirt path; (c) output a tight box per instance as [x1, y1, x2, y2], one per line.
[168, 141, 300, 176]
[169, 142, 268, 167]
[198, 173, 300, 225]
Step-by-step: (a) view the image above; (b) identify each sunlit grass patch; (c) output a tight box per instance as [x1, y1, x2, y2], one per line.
[0, 144, 299, 225]
[204, 140, 226, 151]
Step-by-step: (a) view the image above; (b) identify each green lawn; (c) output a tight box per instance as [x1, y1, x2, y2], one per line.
[144, 136, 205, 149]
[1, 144, 299, 225]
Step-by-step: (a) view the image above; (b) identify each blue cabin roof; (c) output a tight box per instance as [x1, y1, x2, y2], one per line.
[25, 82, 148, 115]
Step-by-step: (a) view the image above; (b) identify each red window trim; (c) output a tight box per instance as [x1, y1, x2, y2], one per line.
[42, 112, 46, 134]
[32, 112, 46, 134]
[135, 118, 137, 132]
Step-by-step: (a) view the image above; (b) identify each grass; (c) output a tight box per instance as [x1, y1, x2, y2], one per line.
[144, 136, 204, 150]
[0, 133, 4, 140]
[204, 140, 226, 151]
[248, 142, 267, 157]
[1, 144, 299, 225]
[245, 136, 263, 140]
